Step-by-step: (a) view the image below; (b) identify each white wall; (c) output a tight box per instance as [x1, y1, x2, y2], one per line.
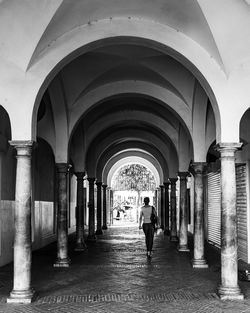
[0, 181, 77, 267]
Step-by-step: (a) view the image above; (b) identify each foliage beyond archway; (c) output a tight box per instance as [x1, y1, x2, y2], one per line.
[111, 163, 156, 192]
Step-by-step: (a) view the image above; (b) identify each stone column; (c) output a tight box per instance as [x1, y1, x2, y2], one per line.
[110, 189, 114, 225]
[160, 185, 164, 229]
[96, 182, 103, 235]
[7, 141, 35, 303]
[54, 163, 70, 267]
[74, 172, 87, 251]
[102, 184, 108, 230]
[156, 187, 161, 216]
[178, 172, 190, 252]
[169, 178, 178, 242]
[83, 186, 87, 228]
[216, 143, 243, 300]
[191, 163, 208, 268]
[164, 182, 170, 235]
[106, 187, 111, 225]
[87, 177, 96, 241]
[154, 189, 158, 209]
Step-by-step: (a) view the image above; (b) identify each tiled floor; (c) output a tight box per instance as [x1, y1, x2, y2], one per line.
[0, 223, 250, 312]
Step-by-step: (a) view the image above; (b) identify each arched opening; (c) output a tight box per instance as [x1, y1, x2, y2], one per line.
[0, 106, 15, 267]
[32, 138, 57, 250]
[37, 36, 216, 261]
[0, 6, 225, 304]
[23, 30, 220, 294]
[32, 37, 221, 146]
[106, 154, 162, 187]
[110, 163, 157, 226]
[3, 1, 250, 306]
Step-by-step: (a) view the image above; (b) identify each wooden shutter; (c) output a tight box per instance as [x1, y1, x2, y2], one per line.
[207, 172, 221, 247]
[236, 164, 248, 262]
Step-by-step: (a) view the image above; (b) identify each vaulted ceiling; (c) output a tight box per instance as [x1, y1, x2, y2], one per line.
[0, 0, 249, 181]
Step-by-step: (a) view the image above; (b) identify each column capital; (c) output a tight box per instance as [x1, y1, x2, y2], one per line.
[169, 177, 178, 184]
[96, 181, 103, 187]
[215, 142, 242, 156]
[9, 140, 34, 147]
[159, 185, 164, 189]
[75, 172, 85, 180]
[87, 177, 95, 184]
[102, 184, 108, 189]
[163, 181, 170, 187]
[178, 171, 190, 179]
[56, 163, 69, 173]
[9, 140, 34, 156]
[189, 162, 207, 175]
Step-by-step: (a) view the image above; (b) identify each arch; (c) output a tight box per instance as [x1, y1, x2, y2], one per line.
[68, 84, 194, 169]
[206, 140, 219, 164]
[86, 127, 183, 178]
[94, 140, 174, 181]
[105, 154, 162, 187]
[29, 20, 223, 141]
[0, 105, 12, 143]
[33, 137, 55, 202]
[84, 110, 179, 157]
[238, 108, 250, 161]
[0, 105, 15, 202]
[36, 90, 56, 158]
[69, 81, 190, 143]
[240, 108, 250, 145]
[70, 57, 191, 108]
[48, 76, 69, 162]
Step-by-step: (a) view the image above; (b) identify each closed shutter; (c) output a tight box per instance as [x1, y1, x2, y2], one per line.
[207, 172, 221, 247]
[236, 164, 248, 262]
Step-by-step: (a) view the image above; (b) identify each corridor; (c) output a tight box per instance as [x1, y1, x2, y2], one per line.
[0, 226, 250, 312]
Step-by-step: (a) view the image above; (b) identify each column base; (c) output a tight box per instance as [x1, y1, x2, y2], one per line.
[164, 229, 170, 236]
[192, 259, 208, 268]
[7, 288, 36, 304]
[178, 245, 190, 252]
[217, 285, 244, 300]
[95, 229, 103, 235]
[102, 225, 108, 230]
[74, 242, 87, 252]
[170, 235, 178, 242]
[53, 257, 71, 267]
[87, 234, 97, 242]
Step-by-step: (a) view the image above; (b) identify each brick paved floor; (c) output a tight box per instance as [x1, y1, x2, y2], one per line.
[0, 223, 250, 312]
